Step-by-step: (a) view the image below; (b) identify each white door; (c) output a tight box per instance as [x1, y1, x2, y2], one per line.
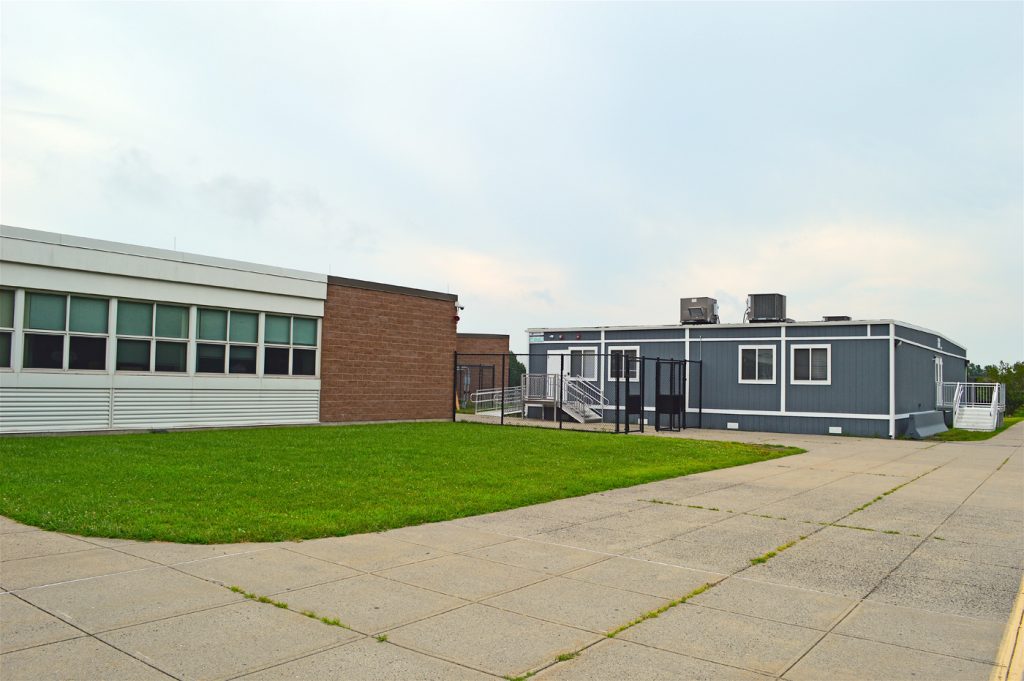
[546, 352, 569, 400]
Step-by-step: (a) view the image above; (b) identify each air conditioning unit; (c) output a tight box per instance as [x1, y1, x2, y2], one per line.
[747, 293, 786, 323]
[822, 315, 852, 322]
[680, 297, 719, 324]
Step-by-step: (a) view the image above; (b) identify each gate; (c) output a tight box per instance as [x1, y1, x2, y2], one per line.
[654, 359, 685, 432]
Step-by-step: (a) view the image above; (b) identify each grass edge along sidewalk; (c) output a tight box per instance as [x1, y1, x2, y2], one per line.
[0, 421, 801, 544]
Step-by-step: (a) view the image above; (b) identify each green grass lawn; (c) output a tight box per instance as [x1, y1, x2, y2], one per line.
[0, 422, 800, 543]
[929, 415, 1023, 442]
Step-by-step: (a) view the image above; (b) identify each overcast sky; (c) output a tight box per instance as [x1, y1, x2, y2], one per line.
[2, 2, 1021, 362]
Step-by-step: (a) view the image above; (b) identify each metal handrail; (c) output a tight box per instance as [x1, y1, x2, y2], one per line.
[937, 382, 1005, 413]
[471, 386, 524, 415]
[523, 373, 559, 401]
[567, 376, 609, 408]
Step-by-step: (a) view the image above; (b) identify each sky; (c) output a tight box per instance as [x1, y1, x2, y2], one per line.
[1, 1, 1021, 363]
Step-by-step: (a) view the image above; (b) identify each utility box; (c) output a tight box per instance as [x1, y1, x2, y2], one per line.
[747, 293, 786, 323]
[680, 297, 719, 324]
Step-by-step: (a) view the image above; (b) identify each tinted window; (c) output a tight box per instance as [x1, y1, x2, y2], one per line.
[24, 333, 64, 369]
[116, 339, 151, 371]
[69, 336, 106, 370]
[197, 343, 225, 372]
[228, 345, 257, 373]
[155, 341, 187, 372]
[264, 347, 289, 375]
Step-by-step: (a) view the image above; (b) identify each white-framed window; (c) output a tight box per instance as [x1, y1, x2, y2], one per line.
[115, 300, 190, 373]
[738, 345, 776, 384]
[23, 291, 110, 371]
[263, 314, 318, 376]
[934, 356, 943, 383]
[791, 344, 831, 384]
[195, 308, 259, 374]
[568, 346, 598, 381]
[608, 346, 640, 382]
[0, 289, 13, 369]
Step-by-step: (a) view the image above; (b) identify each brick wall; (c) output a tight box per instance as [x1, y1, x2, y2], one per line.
[455, 334, 510, 403]
[320, 278, 458, 422]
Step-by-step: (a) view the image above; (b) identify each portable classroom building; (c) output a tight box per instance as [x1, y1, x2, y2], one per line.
[526, 313, 968, 438]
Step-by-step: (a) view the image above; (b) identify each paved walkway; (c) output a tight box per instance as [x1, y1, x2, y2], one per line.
[2, 425, 1022, 680]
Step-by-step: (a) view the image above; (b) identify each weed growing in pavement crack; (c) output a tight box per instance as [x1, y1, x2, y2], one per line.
[555, 652, 579, 661]
[749, 538, 803, 565]
[375, 634, 389, 643]
[606, 583, 714, 638]
[504, 671, 536, 681]
[230, 585, 350, 629]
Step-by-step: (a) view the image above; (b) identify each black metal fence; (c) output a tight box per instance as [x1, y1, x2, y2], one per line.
[452, 351, 702, 434]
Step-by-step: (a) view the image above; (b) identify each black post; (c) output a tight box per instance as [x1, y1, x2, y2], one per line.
[639, 357, 645, 434]
[618, 356, 626, 436]
[682, 360, 688, 430]
[655, 359, 661, 432]
[614, 353, 620, 434]
[698, 360, 703, 429]
[452, 351, 458, 422]
[500, 353, 506, 426]
[558, 353, 564, 430]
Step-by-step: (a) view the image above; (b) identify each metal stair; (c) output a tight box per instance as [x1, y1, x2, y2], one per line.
[945, 382, 1004, 432]
[954, 406, 997, 431]
[560, 377, 607, 423]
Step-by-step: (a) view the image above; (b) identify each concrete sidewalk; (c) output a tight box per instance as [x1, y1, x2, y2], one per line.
[2, 424, 1022, 680]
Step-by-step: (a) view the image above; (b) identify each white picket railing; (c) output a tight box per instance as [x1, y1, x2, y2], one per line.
[523, 373, 559, 401]
[937, 382, 1005, 412]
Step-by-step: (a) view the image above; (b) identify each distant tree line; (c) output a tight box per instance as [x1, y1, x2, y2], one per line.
[509, 352, 526, 387]
[967, 361, 1023, 415]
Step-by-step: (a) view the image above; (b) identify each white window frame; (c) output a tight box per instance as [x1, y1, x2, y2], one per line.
[0, 288, 16, 371]
[934, 356, 943, 383]
[790, 344, 831, 385]
[115, 299, 191, 374]
[738, 345, 776, 384]
[263, 314, 319, 378]
[568, 346, 598, 381]
[607, 346, 640, 382]
[22, 291, 111, 373]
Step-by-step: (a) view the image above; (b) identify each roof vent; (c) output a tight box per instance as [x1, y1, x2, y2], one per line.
[746, 293, 786, 323]
[822, 315, 852, 322]
[680, 297, 719, 324]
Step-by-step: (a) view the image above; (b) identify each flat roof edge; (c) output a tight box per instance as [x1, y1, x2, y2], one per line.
[457, 332, 510, 339]
[1, 224, 328, 283]
[328, 275, 457, 302]
[526, 320, 966, 350]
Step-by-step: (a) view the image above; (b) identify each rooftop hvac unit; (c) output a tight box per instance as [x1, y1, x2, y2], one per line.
[680, 297, 719, 324]
[746, 293, 786, 323]
[822, 315, 852, 322]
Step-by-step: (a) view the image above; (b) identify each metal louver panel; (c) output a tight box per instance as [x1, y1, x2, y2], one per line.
[112, 389, 319, 428]
[0, 388, 112, 432]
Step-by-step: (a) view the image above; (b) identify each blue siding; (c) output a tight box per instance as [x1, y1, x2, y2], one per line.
[605, 328, 685, 341]
[895, 325, 965, 357]
[691, 341, 781, 411]
[685, 412, 890, 438]
[691, 326, 779, 339]
[895, 341, 965, 415]
[785, 339, 889, 414]
[788, 325, 867, 337]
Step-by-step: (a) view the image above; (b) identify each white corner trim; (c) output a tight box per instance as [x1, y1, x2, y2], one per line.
[889, 323, 896, 438]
